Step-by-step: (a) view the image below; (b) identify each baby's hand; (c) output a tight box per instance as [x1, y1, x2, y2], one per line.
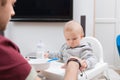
[44, 53, 49, 58]
[80, 59, 87, 71]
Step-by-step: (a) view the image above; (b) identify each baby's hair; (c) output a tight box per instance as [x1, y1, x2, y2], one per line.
[0, 0, 7, 6]
[64, 20, 84, 37]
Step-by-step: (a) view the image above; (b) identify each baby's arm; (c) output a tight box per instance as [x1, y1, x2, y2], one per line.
[44, 51, 61, 59]
[81, 44, 97, 69]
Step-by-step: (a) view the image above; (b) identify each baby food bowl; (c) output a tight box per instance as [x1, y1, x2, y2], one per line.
[28, 59, 50, 71]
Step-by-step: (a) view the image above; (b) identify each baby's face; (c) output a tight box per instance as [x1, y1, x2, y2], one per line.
[64, 31, 82, 48]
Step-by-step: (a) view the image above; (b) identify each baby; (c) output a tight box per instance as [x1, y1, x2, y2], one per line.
[44, 20, 97, 70]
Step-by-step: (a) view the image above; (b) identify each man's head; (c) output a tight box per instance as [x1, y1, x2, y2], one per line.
[64, 20, 84, 48]
[0, 0, 16, 31]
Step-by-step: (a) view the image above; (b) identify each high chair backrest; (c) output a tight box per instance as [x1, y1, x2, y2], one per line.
[82, 36, 104, 63]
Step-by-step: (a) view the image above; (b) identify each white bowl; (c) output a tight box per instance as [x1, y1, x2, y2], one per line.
[28, 59, 50, 71]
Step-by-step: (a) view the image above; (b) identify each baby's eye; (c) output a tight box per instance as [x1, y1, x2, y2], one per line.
[73, 38, 77, 40]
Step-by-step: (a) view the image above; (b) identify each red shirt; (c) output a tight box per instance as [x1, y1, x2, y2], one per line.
[0, 35, 31, 80]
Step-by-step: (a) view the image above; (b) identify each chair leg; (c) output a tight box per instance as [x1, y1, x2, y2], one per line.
[103, 68, 110, 80]
[104, 68, 120, 80]
[103, 76, 110, 80]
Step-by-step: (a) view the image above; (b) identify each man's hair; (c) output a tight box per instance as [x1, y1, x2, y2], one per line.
[0, 0, 7, 6]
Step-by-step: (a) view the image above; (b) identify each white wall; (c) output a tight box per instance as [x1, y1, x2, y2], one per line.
[95, 0, 120, 68]
[5, 0, 95, 56]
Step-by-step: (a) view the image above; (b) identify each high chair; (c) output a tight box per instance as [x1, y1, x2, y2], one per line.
[42, 37, 109, 80]
[79, 36, 109, 80]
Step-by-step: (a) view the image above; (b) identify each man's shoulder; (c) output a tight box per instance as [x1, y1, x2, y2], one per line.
[0, 35, 20, 53]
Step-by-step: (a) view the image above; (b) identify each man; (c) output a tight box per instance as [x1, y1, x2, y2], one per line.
[0, 0, 79, 80]
[0, 0, 41, 80]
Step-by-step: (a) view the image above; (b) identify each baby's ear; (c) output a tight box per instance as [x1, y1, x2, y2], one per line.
[80, 35, 84, 38]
